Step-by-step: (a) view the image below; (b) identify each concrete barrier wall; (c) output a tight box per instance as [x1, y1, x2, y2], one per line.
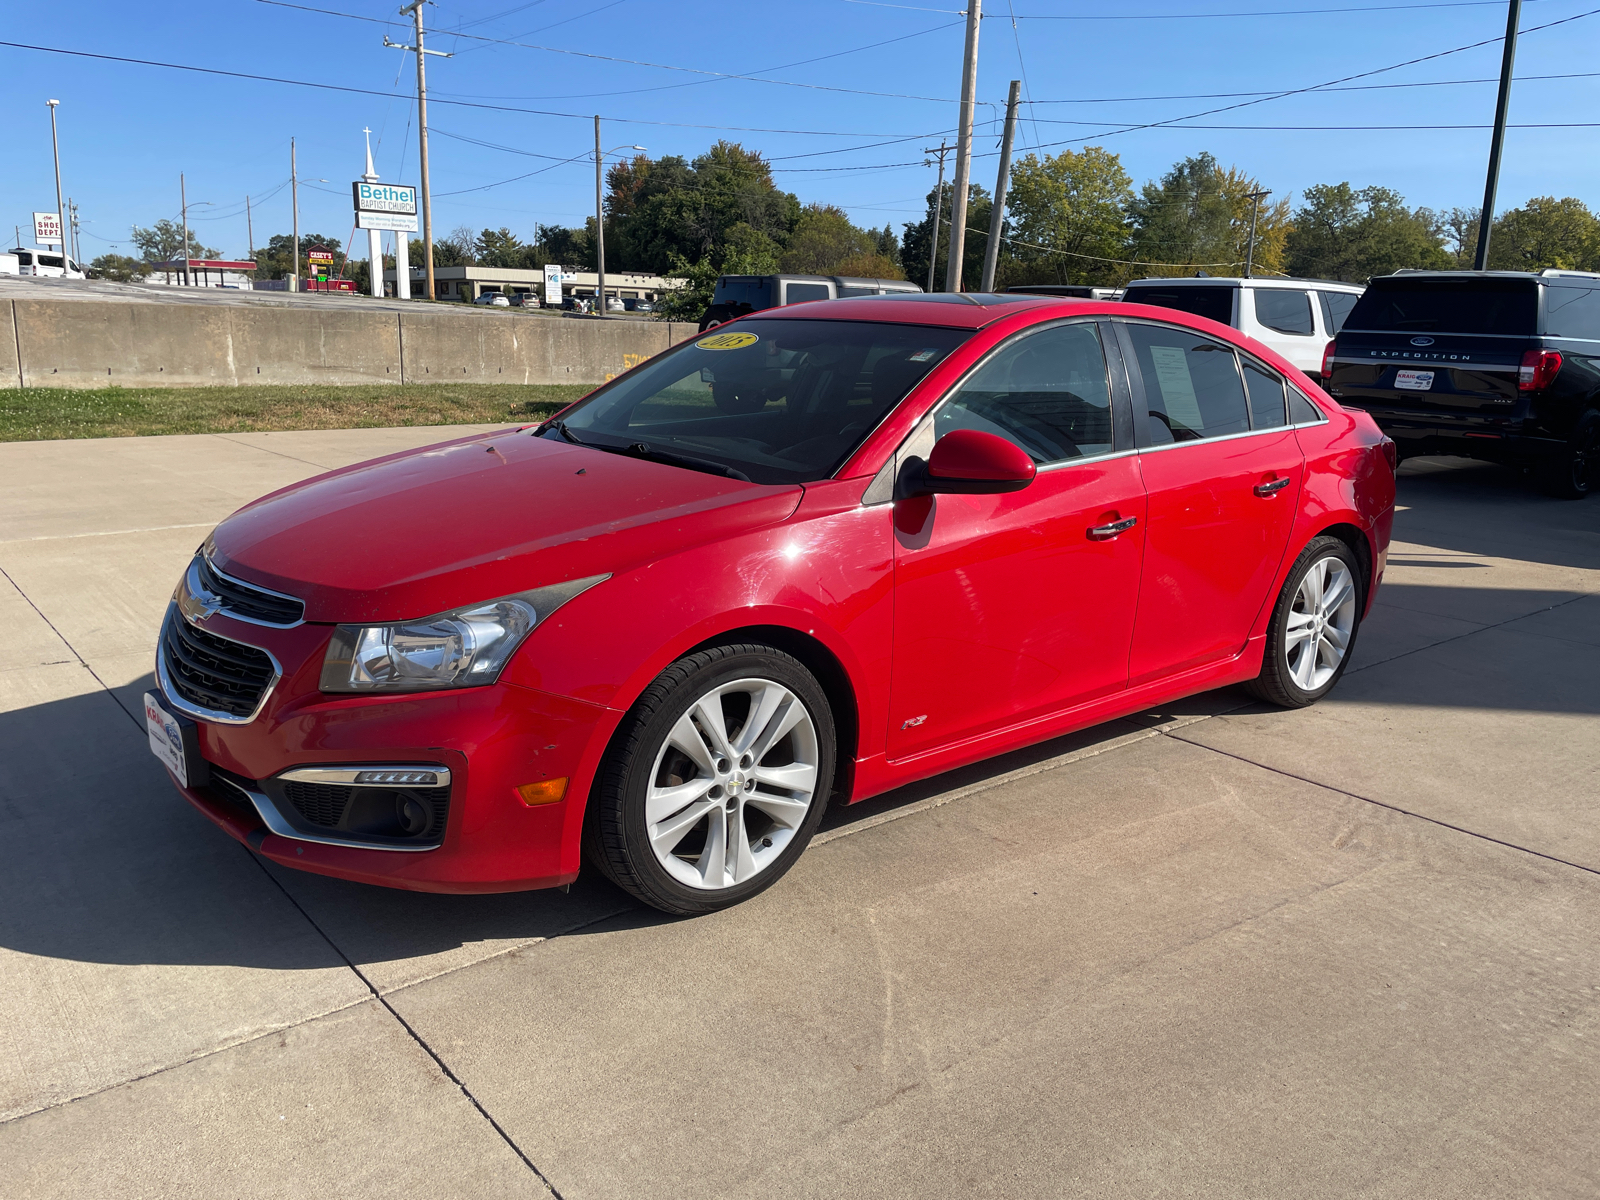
[4, 297, 697, 390]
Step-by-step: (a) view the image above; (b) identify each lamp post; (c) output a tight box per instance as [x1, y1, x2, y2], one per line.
[46, 99, 65, 256]
[593, 123, 645, 316]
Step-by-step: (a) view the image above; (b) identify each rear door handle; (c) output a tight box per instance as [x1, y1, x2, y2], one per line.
[1088, 516, 1138, 540]
[1254, 477, 1292, 497]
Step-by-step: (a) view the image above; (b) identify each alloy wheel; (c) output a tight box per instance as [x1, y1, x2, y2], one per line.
[1284, 557, 1357, 692]
[644, 677, 821, 891]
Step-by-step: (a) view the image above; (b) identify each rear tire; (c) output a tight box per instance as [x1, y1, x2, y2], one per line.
[586, 644, 835, 916]
[698, 305, 735, 333]
[1246, 536, 1364, 709]
[1540, 410, 1599, 500]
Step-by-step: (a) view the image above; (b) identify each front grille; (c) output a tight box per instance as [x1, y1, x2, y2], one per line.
[196, 555, 304, 626]
[162, 611, 276, 719]
[280, 779, 451, 840]
[208, 767, 260, 812]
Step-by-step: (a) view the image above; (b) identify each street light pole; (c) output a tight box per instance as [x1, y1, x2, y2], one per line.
[389, 1, 450, 302]
[181, 173, 191, 283]
[944, 0, 981, 293]
[46, 99, 65, 257]
[1244, 189, 1270, 278]
[980, 80, 1021, 294]
[1474, 0, 1522, 270]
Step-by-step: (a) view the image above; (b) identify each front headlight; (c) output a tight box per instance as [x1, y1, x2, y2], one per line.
[319, 576, 607, 694]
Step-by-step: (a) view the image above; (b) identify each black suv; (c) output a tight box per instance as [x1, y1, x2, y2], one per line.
[1326, 270, 1600, 498]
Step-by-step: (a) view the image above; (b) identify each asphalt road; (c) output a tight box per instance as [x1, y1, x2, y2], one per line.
[1, 429, 1596, 1199]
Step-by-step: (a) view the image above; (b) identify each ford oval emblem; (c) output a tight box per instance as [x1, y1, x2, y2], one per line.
[1410, 336, 1435, 346]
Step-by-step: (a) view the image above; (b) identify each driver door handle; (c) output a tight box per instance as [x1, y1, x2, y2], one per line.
[1088, 516, 1138, 540]
[1254, 476, 1292, 497]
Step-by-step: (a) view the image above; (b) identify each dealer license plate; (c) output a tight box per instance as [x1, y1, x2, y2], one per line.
[1395, 369, 1435, 391]
[145, 691, 190, 787]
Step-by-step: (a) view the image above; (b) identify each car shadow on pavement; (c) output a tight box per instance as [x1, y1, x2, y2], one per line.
[1394, 457, 1600, 571]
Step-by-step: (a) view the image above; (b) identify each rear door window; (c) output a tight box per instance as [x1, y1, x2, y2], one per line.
[935, 322, 1115, 463]
[1344, 279, 1537, 335]
[1241, 359, 1288, 429]
[16, 252, 31, 266]
[1319, 290, 1360, 335]
[1543, 285, 1600, 341]
[783, 282, 831, 305]
[1124, 285, 1235, 326]
[1253, 289, 1315, 335]
[1125, 323, 1250, 443]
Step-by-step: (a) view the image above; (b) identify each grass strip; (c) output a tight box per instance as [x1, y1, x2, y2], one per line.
[0, 383, 591, 442]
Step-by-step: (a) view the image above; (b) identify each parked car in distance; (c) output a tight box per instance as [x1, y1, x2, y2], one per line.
[510, 291, 540, 308]
[563, 296, 592, 314]
[1325, 268, 1600, 498]
[1122, 276, 1362, 379]
[1007, 284, 1124, 301]
[149, 291, 1394, 916]
[8, 247, 86, 279]
[475, 291, 511, 307]
[606, 296, 626, 313]
[623, 298, 654, 313]
[0, 252, 18, 276]
[700, 273, 923, 331]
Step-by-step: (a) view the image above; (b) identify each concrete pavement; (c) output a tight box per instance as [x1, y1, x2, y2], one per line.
[1, 433, 1596, 1198]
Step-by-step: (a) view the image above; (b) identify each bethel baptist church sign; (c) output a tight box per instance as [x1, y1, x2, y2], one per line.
[352, 182, 419, 232]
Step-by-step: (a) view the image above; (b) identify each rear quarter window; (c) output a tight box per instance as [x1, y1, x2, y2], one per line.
[1124, 285, 1236, 327]
[1253, 289, 1315, 335]
[1543, 285, 1600, 341]
[784, 282, 831, 304]
[1320, 290, 1360, 334]
[1345, 279, 1536, 336]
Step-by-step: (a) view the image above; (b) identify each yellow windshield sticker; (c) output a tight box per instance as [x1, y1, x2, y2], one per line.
[696, 331, 759, 351]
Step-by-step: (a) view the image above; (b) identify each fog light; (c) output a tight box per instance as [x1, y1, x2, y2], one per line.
[516, 778, 568, 806]
[397, 796, 430, 835]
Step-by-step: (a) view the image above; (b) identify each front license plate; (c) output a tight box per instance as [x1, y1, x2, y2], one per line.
[1395, 369, 1435, 391]
[145, 691, 191, 787]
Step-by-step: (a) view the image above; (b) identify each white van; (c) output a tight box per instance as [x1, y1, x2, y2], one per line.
[9, 247, 86, 279]
[0, 253, 18, 276]
[1122, 276, 1363, 378]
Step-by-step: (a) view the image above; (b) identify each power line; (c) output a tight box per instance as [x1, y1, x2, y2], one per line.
[839, 0, 1556, 15]
[1024, 70, 1600, 106]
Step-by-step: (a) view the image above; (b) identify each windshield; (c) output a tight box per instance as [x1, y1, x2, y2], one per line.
[1345, 278, 1537, 336]
[544, 319, 971, 484]
[1124, 285, 1236, 326]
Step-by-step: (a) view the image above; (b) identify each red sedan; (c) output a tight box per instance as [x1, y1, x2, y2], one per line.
[146, 294, 1395, 914]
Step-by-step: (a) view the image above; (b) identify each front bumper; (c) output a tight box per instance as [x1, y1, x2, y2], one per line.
[165, 675, 620, 894]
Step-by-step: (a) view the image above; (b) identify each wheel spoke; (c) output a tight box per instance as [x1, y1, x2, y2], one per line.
[1322, 621, 1350, 652]
[729, 805, 758, 883]
[691, 697, 736, 763]
[750, 700, 806, 764]
[732, 682, 789, 757]
[1301, 560, 1325, 609]
[697, 804, 729, 889]
[752, 761, 816, 795]
[1285, 614, 1316, 650]
[1292, 638, 1319, 690]
[665, 712, 716, 775]
[1321, 573, 1354, 617]
[649, 798, 716, 858]
[746, 791, 811, 830]
[646, 778, 710, 825]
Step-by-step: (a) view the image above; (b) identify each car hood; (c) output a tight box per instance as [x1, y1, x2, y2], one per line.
[210, 428, 803, 623]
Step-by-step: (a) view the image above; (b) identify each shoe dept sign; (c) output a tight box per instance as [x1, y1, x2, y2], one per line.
[351, 182, 419, 232]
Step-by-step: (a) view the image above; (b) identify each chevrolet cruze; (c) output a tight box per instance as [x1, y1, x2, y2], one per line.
[146, 293, 1395, 915]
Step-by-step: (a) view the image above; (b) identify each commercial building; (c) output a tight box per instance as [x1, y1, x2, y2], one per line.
[146, 258, 259, 288]
[382, 264, 680, 306]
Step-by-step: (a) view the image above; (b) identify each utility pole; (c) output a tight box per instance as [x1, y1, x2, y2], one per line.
[291, 139, 299, 292]
[46, 99, 65, 258]
[69, 198, 80, 265]
[181, 173, 191, 283]
[944, 0, 981, 293]
[388, 1, 451, 301]
[595, 116, 605, 317]
[1243, 189, 1270, 278]
[980, 80, 1021, 294]
[923, 142, 950, 293]
[1475, 0, 1522, 270]
[246, 195, 254, 258]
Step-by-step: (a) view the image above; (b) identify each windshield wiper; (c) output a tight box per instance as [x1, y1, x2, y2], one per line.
[548, 420, 588, 445]
[627, 442, 751, 482]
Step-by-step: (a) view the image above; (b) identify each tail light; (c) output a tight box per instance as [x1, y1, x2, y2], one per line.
[1321, 338, 1337, 378]
[1518, 349, 1562, 391]
[1380, 437, 1398, 474]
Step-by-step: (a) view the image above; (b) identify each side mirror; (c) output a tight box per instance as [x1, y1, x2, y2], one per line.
[902, 429, 1037, 498]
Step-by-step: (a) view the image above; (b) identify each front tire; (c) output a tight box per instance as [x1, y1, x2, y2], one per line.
[587, 644, 835, 916]
[1247, 536, 1363, 708]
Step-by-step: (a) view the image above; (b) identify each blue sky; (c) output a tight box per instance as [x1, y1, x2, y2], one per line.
[3, 0, 1598, 261]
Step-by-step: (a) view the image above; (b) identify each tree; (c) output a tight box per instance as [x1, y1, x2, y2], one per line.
[1126, 153, 1287, 279]
[902, 182, 991, 291]
[87, 254, 150, 282]
[131, 218, 219, 262]
[654, 226, 781, 322]
[1487, 196, 1600, 272]
[1441, 206, 1481, 267]
[779, 204, 875, 274]
[1285, 183, 1452, 281]
[1004, 146, 1133, 287]
[537, 222, 594, 269]
[253, 233, 344, 280]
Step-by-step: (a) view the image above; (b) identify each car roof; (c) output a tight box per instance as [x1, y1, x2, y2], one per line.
[1126, 276, 1362, 291]
[1371, 270, 1548, 283]
[738, 291, 1073, 330]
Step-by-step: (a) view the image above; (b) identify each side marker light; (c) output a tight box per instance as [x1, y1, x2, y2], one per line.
[516, 778, 569, 806]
